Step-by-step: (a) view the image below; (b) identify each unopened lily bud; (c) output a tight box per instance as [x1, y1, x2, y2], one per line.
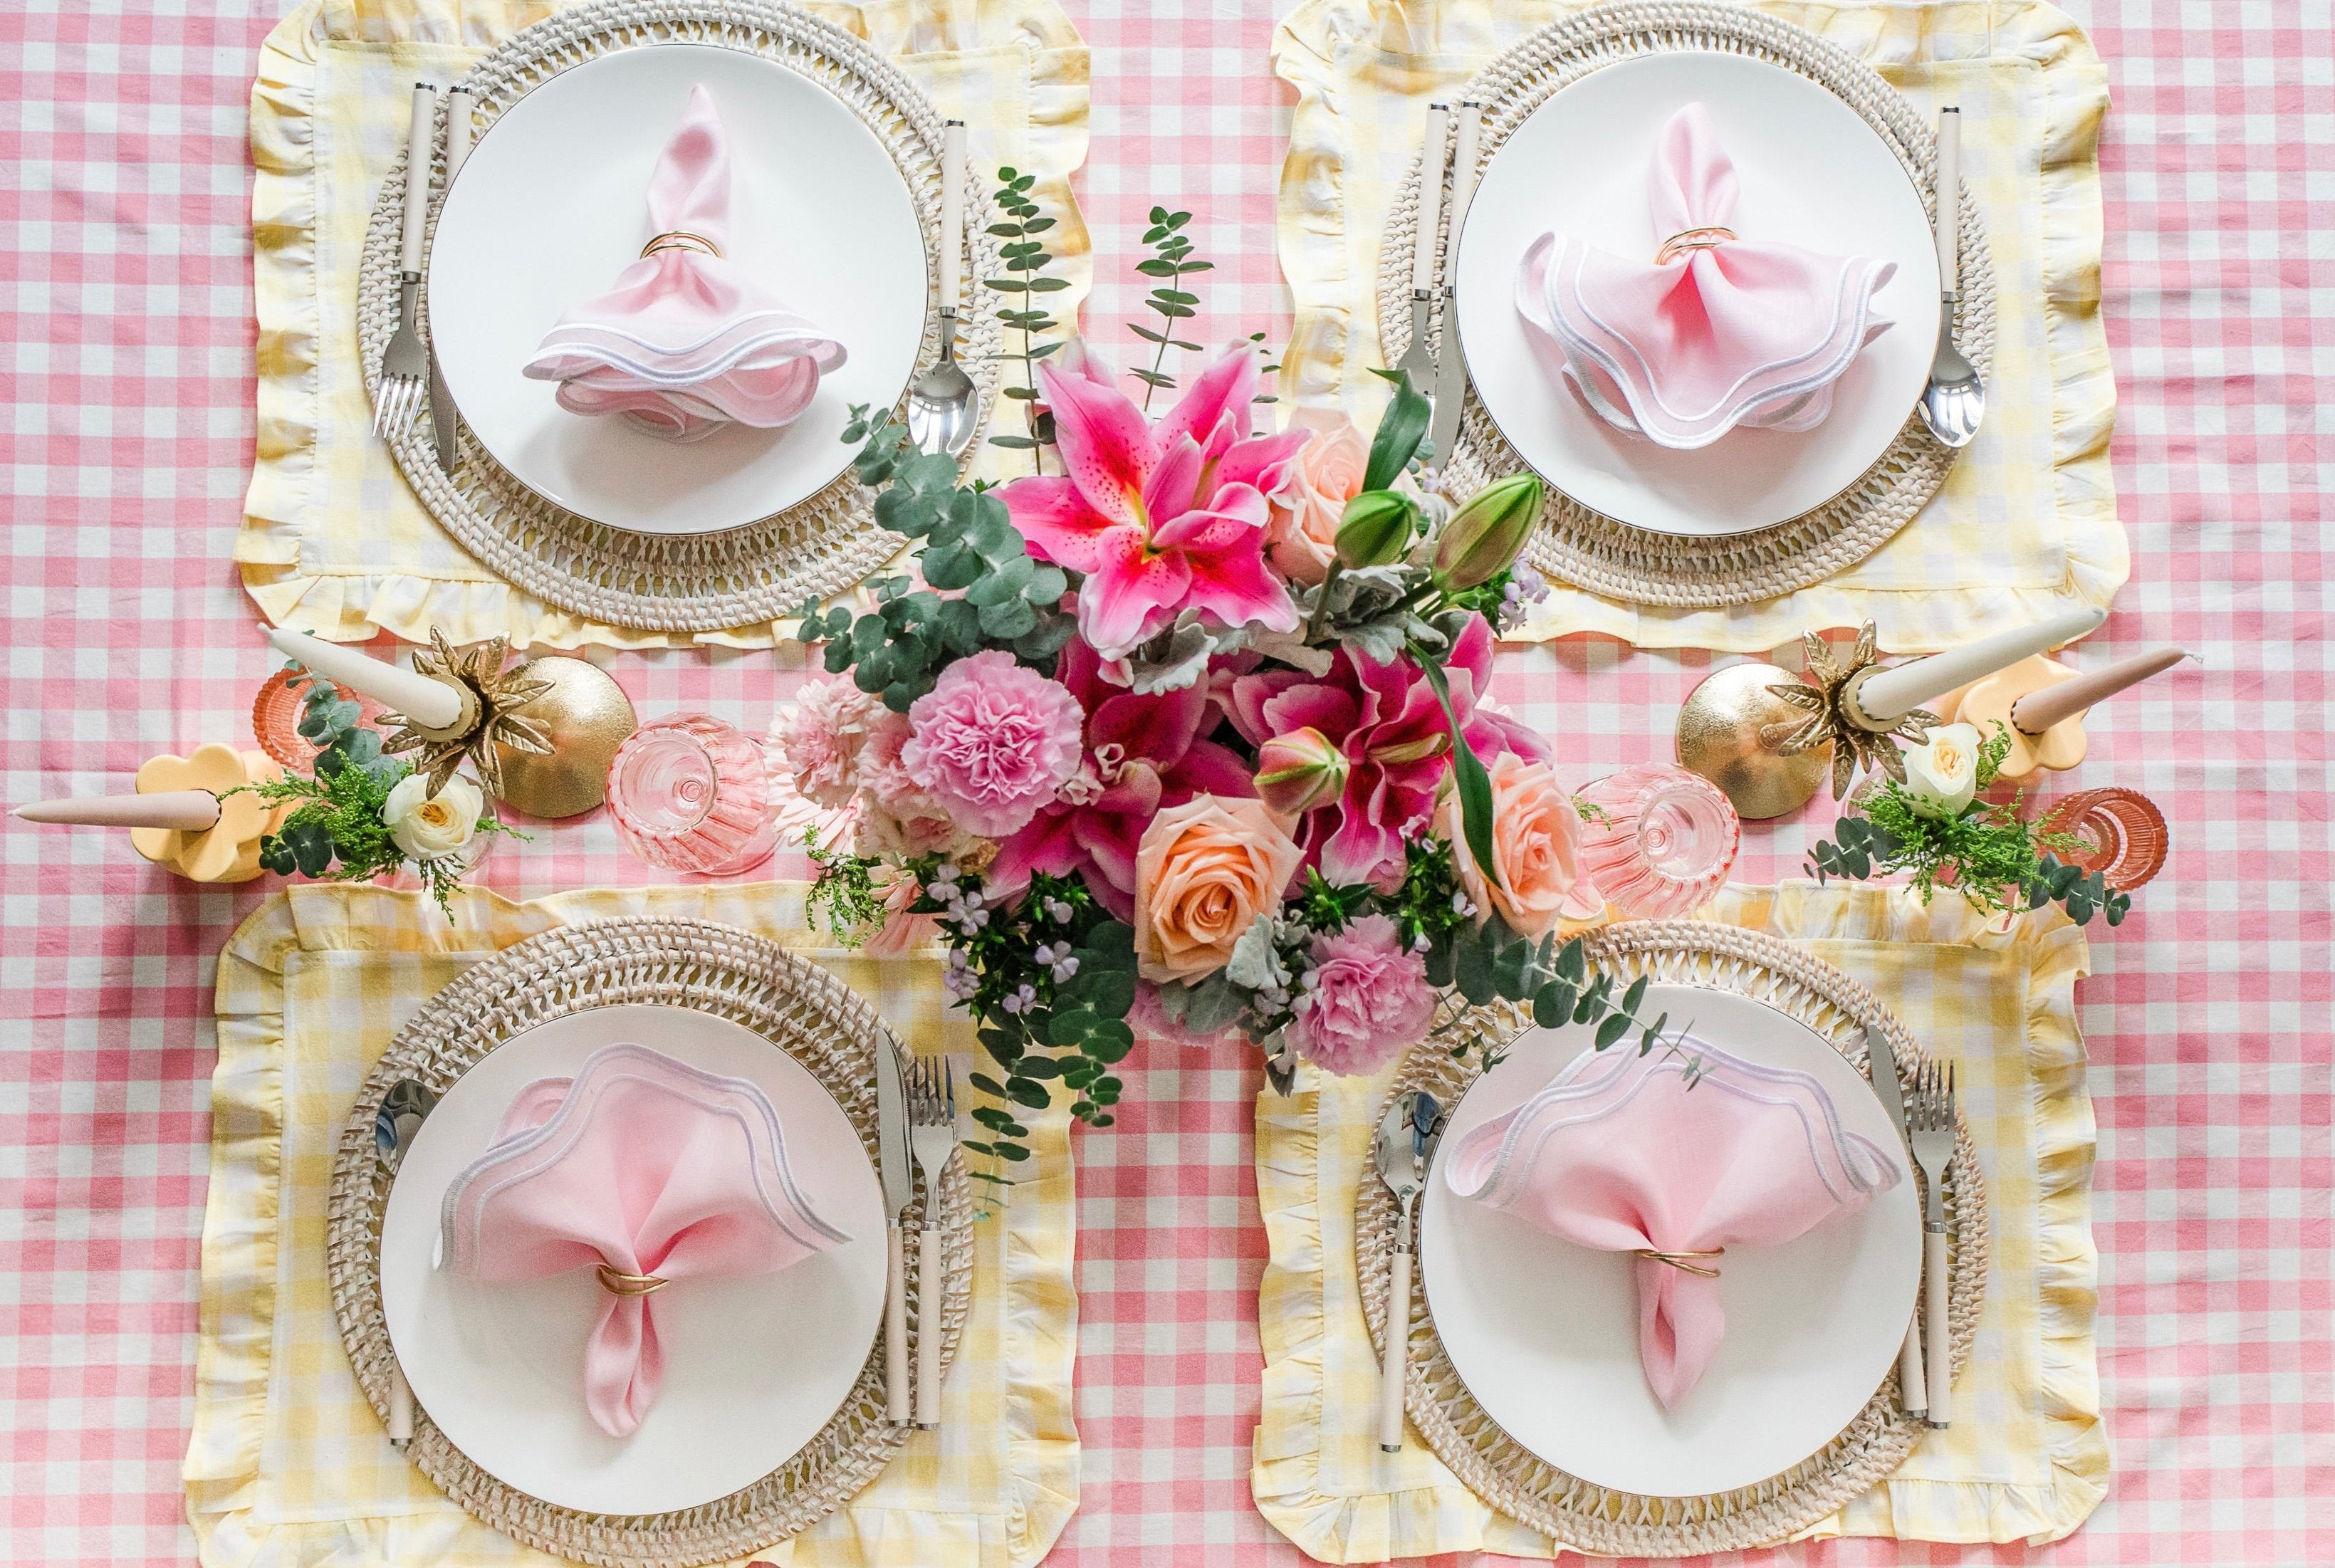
[1431, 473, 1545, 592]
[1255, 728, 1349, 815]
[1334, 489, 1419, 570]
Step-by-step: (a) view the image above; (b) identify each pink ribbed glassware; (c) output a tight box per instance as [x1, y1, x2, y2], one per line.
[605, 714, 776, 874]
[1577, 762, 1740, 919]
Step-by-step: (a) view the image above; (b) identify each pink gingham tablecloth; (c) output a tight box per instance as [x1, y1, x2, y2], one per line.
[0, 1, 2326, 1564]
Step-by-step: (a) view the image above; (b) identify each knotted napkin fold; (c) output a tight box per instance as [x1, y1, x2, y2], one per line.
[437, 1040, 850, 1438]
[1515, 103, 1896, 449]
[1443, 1037, 1901, 1407]
[522, 85, 849, 443]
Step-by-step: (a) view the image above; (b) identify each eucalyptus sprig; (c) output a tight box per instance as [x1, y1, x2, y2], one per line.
[984, 165, 1067, 470]
[1128, 207, 1211, 408]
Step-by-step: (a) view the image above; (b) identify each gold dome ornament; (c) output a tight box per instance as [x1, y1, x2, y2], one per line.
[1676, 622, 1938, 822]
[375, 631, 637, 820]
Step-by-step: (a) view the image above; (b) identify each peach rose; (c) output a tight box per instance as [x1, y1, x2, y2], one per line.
[1437, 753, 1600, 938]
[1133, 795, 1306, 983]
[1265, 410, 1369, 585]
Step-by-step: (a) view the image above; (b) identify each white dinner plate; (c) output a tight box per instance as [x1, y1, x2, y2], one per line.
[380, 1003, 888, 1515]
[1452, 53, 1943, 536]
[1418, 986, 1922, 1498]
[429, 43, 928, 535]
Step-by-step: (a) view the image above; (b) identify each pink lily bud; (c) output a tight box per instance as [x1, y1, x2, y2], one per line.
[1255, 728, 1349, 815]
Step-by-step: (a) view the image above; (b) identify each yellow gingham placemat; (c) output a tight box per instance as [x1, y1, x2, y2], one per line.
[238, 0, 1091, 651]
[189, 882, 1077, 1567]
[1251, 884, 2108, 1561]
[1272, 0, 2124, 654]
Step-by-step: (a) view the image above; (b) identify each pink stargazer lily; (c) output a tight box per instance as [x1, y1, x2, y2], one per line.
[1002, 344, 1310, 664]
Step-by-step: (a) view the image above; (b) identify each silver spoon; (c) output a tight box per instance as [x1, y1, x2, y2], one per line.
[1918, 108, 1985, 449]
[906, 120, 977, 459]
[372, 1076, 437, 1451]
[1372, 1087, 1443, 1453]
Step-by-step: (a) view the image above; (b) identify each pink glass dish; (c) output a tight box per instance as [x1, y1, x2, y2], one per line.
[2038, 787, 2168, 892]
[605, 714, 775, 875]
[1577, 763, 1740, 919]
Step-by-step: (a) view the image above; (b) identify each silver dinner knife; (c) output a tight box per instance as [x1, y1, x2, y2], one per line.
[428, 88, 474, 474]
[1866, 1023, 1928, 1421]
[1428, 100, 1481, 471]
[874, 1028, 914, 1426]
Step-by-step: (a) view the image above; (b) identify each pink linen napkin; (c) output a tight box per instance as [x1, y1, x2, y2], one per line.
[1514, 103, 1896, 449]
[438, 1041, 850, 1438]
[1443, 1038, 1901, 1407]
[522, 85, 847, 443]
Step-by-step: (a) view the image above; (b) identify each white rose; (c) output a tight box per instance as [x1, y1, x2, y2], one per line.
[384, 773, 484, 861]
[1900, 723, 1982, 819]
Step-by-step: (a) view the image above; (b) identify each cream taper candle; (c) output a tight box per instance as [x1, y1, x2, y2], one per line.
[2012, 646, 2189, 734]
[265, 627, 466, 730]
[14, 791, 221, 830]
[1852, 606, 2106, 724]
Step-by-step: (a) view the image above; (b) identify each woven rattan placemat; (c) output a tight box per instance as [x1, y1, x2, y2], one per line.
[1379, 1, 1996, 610]
[357, 0, 1003, 632]
[325, 916, 973, 1568]
[1358, 919, 1987, 1557]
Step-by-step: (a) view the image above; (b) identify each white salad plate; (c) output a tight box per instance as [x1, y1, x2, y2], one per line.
[428, 43, 928, 535]
[380, 1003, 888, 1516]
[1418, 986, 1923, 1498]
[1453, 51, 1943, 537]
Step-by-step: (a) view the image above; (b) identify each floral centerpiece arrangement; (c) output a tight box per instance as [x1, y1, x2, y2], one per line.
[782, 334, 1674, 1176]
[233, 664, 518, 916]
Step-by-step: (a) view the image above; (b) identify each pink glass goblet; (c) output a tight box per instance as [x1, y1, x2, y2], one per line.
[605, 714, 776, 875]
[1576, 762, 1740, 919]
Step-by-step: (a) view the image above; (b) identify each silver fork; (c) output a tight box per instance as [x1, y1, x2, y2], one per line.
[908, 1057, 958, 1431]
[375, 82, 437, 440]
[1907, 1060, 1958, 1430]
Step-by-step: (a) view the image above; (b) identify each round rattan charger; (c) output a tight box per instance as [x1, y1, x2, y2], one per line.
[1379, 1, 1997, 609]
[325, 917, 972, 1567]
[1359, 919, 1987, 1557]
[356, 0, 1005, 634]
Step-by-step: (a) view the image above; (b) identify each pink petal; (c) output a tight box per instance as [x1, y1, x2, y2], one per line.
[1080, 527, 1192, 659]
[1151, 481, 1270, 548]
[1154, 343, 1258, 459]
[1165, 738, 1258, 800]
[1212, 427, 1312, 497]
[1040, 358, 1157, 530]
[986, 807, 1080, 904]
[1092, 684, 1206, 766]
[1163, 493, 1301, 635]
[1001, 474, 1114, 573]
[1144, 434, 1206, 526]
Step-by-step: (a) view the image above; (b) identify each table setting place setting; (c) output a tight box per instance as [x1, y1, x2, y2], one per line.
[4, 0, 2194, 1564]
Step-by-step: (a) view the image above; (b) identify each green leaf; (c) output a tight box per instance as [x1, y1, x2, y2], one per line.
[1084, 1020, 1137, 1062]
[1555, 938, 1587, 984]
[1453, 928, 1498, 1006]
[1362, 370, 1431, 491]
[978, 596, 1039, 639]
[1620, 975, 1649, 1016]
[1532, 980, 1576, 1029]
[1027, 276, 1071, 292]
[1594, 1013, 1632, 1050]
[1416, 658, 1500, 889]
[1004, 1076, 1052, 1110]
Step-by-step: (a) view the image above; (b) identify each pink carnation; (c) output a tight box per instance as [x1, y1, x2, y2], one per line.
[901, 651, 1085, 839]
[1288, 914, 1435, 1076]
[776, 679, 877, 809]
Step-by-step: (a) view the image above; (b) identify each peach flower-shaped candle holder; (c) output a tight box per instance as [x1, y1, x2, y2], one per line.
[13, 745, 291, 884]
[1949, 647, 2189, 782]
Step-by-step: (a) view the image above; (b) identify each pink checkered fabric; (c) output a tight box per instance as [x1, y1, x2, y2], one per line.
[0, 1, 2327, 1564]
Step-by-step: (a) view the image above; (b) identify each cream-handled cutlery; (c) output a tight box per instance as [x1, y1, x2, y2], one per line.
[874, 1030, 914, 1426]
[1917, 107, 1985, 449]
[1394, 104, 1451, 403]
[428, 87, 475, 474]
[1372, 1088, 1442, 1453]
[372, 1076, 438, 1450]
[1908, 1058, 1959, 1428]
[909, 1056, 958, 1431]
[1428, 100, 1481, 470]
[1865, 1025, 1927, 1421]
[906, 119, 976, 458]
[375, 82, 436, 439]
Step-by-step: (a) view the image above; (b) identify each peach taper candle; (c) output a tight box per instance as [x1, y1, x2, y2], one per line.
[14, 744, 290, 883]
[1950, 646, 2190, 780]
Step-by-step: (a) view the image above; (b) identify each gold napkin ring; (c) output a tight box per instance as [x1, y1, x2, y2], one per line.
[1654, 226, 1735, 266]
[595, 1263, 671, 1297]
[639, 229, 722, 261]
[1634, 1247, 1724, 1279]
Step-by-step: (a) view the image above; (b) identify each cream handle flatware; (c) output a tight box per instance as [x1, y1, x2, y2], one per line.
[1446, 103, 1481, 261]
[1924, 1227, 1952, 1427]
[400, 83, 435, 277]
[387, 1364, 414, 1449]
[444, 88, 474, 179]
[940, 120, 965, 323]
[1409, 105, 1450, 296]
[915, 1221, 945, 1428]
[886, 1219, 910, 1425]
[1898, 1313, 1927, 1417]
[1933, 107, 1960, 296]
[1377, 1230, 1413, 1451]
